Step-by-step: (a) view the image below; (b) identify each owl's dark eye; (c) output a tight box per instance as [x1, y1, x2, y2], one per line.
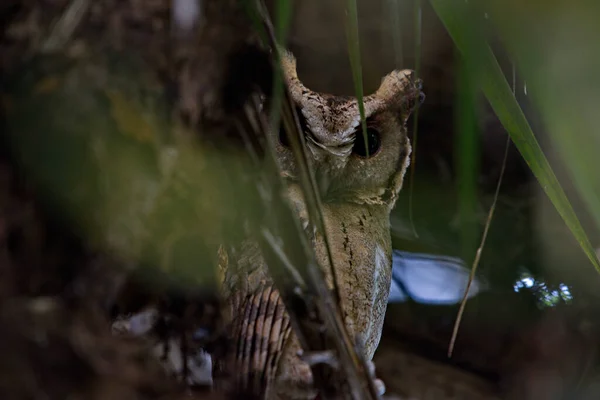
[279, 106, 308, 148]
[279, 122, 290, 147]
[353, 127, 381, 157]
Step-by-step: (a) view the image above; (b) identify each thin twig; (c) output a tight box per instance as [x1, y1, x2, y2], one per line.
[448, 133, 511, 358]
[449, 57, 518, 357]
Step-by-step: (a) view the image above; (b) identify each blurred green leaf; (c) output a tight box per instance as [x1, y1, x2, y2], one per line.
[430, 0, 600, 272]
[2, 51, 254, 289]
[485, 0, 600, 239]
[455, 55, 480, 261]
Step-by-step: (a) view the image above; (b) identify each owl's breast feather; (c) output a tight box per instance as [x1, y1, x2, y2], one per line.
[316, 204, 393, 359]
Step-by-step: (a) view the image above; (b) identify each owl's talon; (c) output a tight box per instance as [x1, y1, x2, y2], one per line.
[366, 360, 386, 396]
[374, 378, 386, 396]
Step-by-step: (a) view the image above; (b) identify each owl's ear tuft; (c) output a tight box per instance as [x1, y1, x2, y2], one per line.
[279, 49, 299, 81]
[375, 69, 423, 111]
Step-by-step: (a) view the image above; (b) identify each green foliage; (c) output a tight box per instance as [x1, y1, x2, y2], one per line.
[2, 51, 254, 289]
[486, 0, 600, 236]
[429, 0, 600, 273]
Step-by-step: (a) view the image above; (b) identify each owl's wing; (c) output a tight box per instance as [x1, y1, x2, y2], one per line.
[388, 250, 487, 305]
[227, 285, 292, 397]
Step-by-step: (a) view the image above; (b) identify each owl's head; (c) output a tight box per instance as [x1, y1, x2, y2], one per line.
[274, 51, 423, 209]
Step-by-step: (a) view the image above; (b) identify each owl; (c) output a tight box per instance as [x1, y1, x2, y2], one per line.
[220, 51, 423, 399]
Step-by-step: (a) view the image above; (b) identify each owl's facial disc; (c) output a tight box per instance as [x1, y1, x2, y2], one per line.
[282, 113, 385, 199]
[278, 50, 423, 205]
[276, 99, 394, 199]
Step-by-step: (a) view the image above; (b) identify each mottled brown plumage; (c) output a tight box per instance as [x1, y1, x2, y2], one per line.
[222, 51, 423, 399]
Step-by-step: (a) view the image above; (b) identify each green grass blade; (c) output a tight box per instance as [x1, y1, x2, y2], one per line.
[386, 0, 404, 67]
[455, 54, 480, 261]
[269, 0, 293, 130]
[429, 0, 600, 272]
[344, 0, 369, 156]
[486, 1, 600, 238]
[407, 0, 422, 238]
[273, 0, 293, 41]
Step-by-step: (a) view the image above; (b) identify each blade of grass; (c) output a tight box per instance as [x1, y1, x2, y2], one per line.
[260, 0, 346, 306]
[267, 0, 292, 136]
[449, 133, 510, 357]
[486, 0, 600, 241]
[455, 54, 480, 261]
[407, 0, 422, 238]
[429, 0, 600, 272]
[273, 0, 293, 40]
[344, 0, 369, 156]
[450, 58, 519, 356]
[387, 0, 404, 67]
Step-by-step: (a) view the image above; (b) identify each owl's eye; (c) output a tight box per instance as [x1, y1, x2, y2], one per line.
[353, 127, 381, 157]
[279, 123, 290, 147]
[279, 106, 308, 148]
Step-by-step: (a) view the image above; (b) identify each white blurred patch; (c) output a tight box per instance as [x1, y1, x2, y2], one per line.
[172, 0, 202, 32]
[372, 244, 387, 305]
[152, 339, 213, 386]
[513, 270, 573, 307]
[388, 250, 485, 305]
[112, 308, 159, 336]
[112, 309, 213, 386]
